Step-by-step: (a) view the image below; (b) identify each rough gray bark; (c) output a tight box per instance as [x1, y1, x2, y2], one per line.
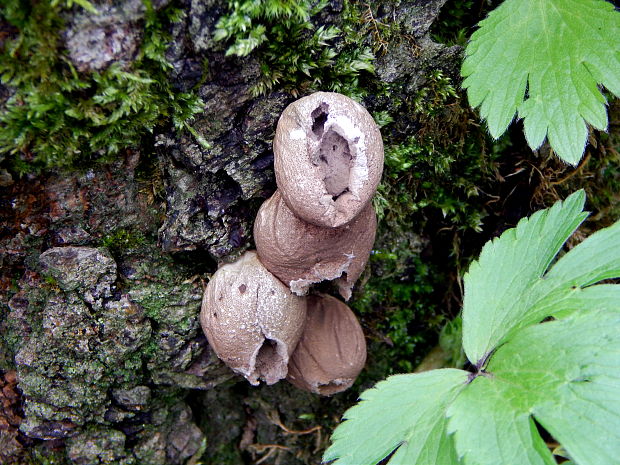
[0, 1, 461, 463]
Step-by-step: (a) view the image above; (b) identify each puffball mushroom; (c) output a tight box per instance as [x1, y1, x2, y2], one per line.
[287, 294, 367, 396]
[274, 92, 384, 228]
[200, 251, 307, 385]
[254, 189, 376, 300]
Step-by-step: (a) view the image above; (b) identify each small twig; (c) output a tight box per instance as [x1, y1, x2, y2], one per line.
[504, 167, 526, 178]
[250, 444, 291, 465]
[550, 152, 591, 185]
[363, 3, 389, 55]
[267, 409, 322, 436]
[312, 428, 324, 454]
[182, 274, 200, 284]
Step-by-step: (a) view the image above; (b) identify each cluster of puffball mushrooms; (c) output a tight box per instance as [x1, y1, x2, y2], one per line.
[200, 92, 384, 396]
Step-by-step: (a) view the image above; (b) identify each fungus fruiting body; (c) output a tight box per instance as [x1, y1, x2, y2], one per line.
[200, 251, 307, 385]
[200, 92, 382, 393]
[274, 92, 384, 228]
[254, 189, 376, 300]
[286, 294, 367, 396]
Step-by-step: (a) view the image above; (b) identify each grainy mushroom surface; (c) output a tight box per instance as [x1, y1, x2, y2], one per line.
[200, 251, 307, 385]
[254, 190, 377, 300]
[286, 294, 367, 395]
[274, 92, 384, 228]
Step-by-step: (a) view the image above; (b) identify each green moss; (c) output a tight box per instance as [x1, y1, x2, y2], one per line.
[353, 255, 445, 374]
[0, 0, 203, 175]
[42, 273, 60, 288]
[129, 280, 196, 325]
[0, 317, 19, 359]
[353, 71, 511, 376]
[360, 65, 619, 380]
[0, 323, 18, 371]
[214, 0, 375, 98]
[376, 71, 503, 235]
[27, 448, 69, 465]
[101, 228, 149, 256]
[119, 352, 145, 383]
[2, 283, 50, 360]
[204, 442, 244, 465]
[140, 339, 160, 360]
[55, 0, 97, 13]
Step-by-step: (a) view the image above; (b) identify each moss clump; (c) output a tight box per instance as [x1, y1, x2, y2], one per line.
[27, 448, 69, 465]
[375, 70, 504, 236]
[0, 0, 203, 175]
[130, 280, 197, 327]
[213, 0, 375, 97]
[101, 228, 149, 257]
[352, 254, 446, 375]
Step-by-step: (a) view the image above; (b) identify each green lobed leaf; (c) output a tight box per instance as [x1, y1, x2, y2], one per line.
[499, 218, 620, 341]
[328, 192, 620, 465]
[462, 189, 587, 365]
[448, 384, 556, 465]
[323, 369, 468, 465]
[462, 0, 620, 165]
[528, 284, 620, 320]
[449, 308, 620, 465]
[545, 218, 620, 286]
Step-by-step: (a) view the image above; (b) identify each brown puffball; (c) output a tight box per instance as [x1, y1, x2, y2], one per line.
[200, 251, 307, 386]
[286, 294, 366, 396]
[254, 190, 376, 300]
[274, 92, 384, 228]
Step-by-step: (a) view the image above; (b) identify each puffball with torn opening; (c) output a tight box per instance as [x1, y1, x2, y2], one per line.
[287, 294, 367, 396]
[274, 92, 384, 228]
[254, 189, 376, 300]
[200, 251, 307, 385]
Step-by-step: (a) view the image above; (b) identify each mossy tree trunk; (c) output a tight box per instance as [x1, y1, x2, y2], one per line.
[1, 1, 619, 464]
